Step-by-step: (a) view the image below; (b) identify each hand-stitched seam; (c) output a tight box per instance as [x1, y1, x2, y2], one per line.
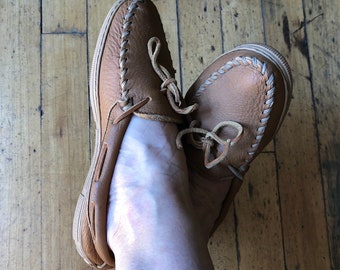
[244, 63, 274, 167]
[118, 0, 144, 111]
[195, 56, 275, 172]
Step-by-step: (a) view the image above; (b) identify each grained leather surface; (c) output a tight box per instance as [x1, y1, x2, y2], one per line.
[98, 0, 180, 136]
[184, 47, 292, 235]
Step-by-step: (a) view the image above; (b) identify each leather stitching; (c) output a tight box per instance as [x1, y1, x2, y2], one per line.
[118, 0, 144, 111]
[193, 56, 276, 173]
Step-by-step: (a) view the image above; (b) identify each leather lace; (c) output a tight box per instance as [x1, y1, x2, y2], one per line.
[176, 120, 244, 169]
[148, 37, 198, 114]
[148, 37, 244, 173]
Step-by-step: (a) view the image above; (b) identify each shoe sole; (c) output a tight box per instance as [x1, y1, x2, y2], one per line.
[72, 0, 128, 266]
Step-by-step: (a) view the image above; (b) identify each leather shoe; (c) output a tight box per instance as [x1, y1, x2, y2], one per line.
[176, 44, 293, 235]
[72, 0, 194, 268]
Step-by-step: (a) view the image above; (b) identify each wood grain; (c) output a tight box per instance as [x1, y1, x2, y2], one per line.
[236, 154, 285, 269]
[42, 0, 86, 33]
[177, 0, 223, 92]
[1, 0, 339, 269]
[41, 34, 90, 269]
[220, 0, 264, 50]
[0, 1, 41, 269]
[262, 0, 331, 269]
[304, 0, 340, 268]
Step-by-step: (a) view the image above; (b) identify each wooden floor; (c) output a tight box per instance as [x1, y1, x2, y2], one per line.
[1, 0, 339, 269]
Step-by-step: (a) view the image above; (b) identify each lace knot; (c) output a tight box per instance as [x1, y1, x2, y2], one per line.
[176, 121, 243, 169]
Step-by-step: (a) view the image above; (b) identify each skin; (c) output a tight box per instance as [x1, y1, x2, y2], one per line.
[106, 116, 215, 270]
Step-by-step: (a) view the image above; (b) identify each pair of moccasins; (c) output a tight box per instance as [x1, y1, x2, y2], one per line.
[72, 0, 293, 268]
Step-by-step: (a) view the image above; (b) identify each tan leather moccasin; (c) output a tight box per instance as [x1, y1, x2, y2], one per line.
[176, 44, 293, 235]
[72, 0, 196, 268]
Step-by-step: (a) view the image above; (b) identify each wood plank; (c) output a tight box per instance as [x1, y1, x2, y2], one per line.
[220, 0, 264, 51]
[209, 208, 238, 270]
[42, 0, 86, 33]
[236, 154, 285, 269]
[262, 0, 331, 269]
[177, 0, 223, 92]
[304, 0, 340, 268]
[41, 34, 91, 269]
[0, 1, 42, 269]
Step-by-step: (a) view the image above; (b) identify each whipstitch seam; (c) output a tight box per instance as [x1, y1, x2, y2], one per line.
[195, 56, 275, 171]
[119, 0, 144, 110]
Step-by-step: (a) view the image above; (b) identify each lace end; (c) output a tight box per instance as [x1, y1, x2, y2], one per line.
[148, 36, 199, 116]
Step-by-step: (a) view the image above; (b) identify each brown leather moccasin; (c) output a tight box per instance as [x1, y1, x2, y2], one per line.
[72, 0, 195, 268]
[176, 44, 293, 235]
